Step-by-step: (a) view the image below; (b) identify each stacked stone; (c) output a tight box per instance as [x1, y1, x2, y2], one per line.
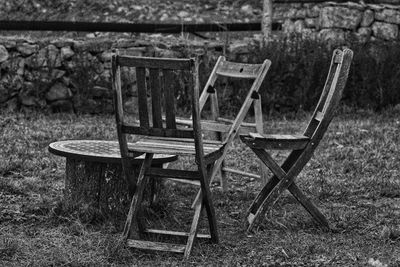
[0, 36, 223, 113]
[274, 1, 400, 43]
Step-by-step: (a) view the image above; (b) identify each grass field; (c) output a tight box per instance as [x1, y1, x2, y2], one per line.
[1, 108, 400, 266]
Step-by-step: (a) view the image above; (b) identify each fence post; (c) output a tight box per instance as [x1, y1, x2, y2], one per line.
[262, 0, 273, 45]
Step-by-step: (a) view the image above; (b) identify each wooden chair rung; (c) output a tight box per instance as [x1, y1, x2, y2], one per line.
[147, 168, 201, 181]
[217, 117, 256, 128]
[127, 239, 186, 254]
[168, 178, 201, 186]
[222, 167, 260, 180]
[145, 229, 211, 240]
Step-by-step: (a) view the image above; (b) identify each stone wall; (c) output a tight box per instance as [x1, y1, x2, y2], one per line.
[0, 1, 399, 113]
[0, 36, 228, 113]
[274, 1, 400, 43]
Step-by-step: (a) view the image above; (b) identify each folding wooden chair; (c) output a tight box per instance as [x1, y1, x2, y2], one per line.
[112, 54, 223, 258]
[179, 56, 271, 192]
[240, 48, 353, 232]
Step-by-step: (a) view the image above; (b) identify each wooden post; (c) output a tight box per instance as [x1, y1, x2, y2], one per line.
[262, 0, 273, 45]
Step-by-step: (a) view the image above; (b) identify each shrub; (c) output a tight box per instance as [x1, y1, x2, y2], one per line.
[214, 37, 400, 115]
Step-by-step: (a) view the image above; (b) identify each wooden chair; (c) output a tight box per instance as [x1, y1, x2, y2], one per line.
[240, 48, 353, 232]
[112, 54, 223, 258]
[179, 56, 272, 192]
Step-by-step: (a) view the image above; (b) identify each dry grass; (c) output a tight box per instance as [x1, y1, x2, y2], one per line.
[1, 108, 400, 266]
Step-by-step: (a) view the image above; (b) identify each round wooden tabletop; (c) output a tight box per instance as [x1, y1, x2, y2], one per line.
[48, 140, 178, 164]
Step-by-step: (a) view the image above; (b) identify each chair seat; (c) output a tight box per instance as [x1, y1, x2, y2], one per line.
[129, 136, 225, 156]
[242, 132, 310, 150]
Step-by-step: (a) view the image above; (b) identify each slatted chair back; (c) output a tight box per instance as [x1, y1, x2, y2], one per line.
[112, 54, 204, 194]
[191, 56, 272, 191]
[199, 56, 271, 144]
[113, 55, 199, 138]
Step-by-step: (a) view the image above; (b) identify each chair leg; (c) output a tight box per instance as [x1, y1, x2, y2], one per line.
[121, 158, 137, 198]
[287, 183, 330, 229]
[246, 148, 330, 232]
[122, 153, 154, 240]
[254, 97, 269, 185]
[202, 163, 219, 243]
[220, 159, 228, 191]
[184, 197, 203, 258]
[191, 163, 219, 241]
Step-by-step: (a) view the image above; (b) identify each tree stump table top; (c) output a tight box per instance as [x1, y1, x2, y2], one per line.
[48, 140, 178, 164]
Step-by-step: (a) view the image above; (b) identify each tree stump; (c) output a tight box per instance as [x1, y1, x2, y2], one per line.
[48, 140, 177, 218]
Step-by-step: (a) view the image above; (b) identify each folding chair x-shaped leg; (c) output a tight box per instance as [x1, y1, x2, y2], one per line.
[240, 49, 353, 232]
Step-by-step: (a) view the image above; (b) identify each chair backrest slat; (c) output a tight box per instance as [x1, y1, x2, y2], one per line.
[216, 60, 262, 79]
[163, 69, 177, 129]
[118, 56, 193, 70]
[136, 67, 150, 128]
[149, 68, 163, 128]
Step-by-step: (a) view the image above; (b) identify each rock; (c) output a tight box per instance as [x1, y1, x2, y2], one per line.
[294, 20, 305, 33]
[91, 86, 111, 98]
[99, 51, 113, 62]
[177, 11, 190, 18]
[74, 39, 113, 53]
[307, 5, 320, 18]
[295, 9, 307, 19]
[26, 44, 61, 68]
[159, 13, 169, 22]
[0, 39, 16, 49]
[320, 7, 363, 30]
[375, 9, 400, 24]
[50, 69, 66, 80]
[17, 43, 39, 56]
[372, 22, 399, 40]
[51, 39, 74, 48]
[61, 46, 75, 60]
[283, 19, 296, 33]
[46, 83, 72, 101]
[0, 45, 9, 63]
[355, 27, 372, 42]
[100, 69, 111, 81]
[273, 6, 288, 20]
[241, 5, 254, 15]
[114, 39, 136, 48]
[318, 29, 346, 44]
[1, 57, 25, 75]
[305, 18, 319, 28]
[361, 9, 375, 27]
[1, 74, 23, 91]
